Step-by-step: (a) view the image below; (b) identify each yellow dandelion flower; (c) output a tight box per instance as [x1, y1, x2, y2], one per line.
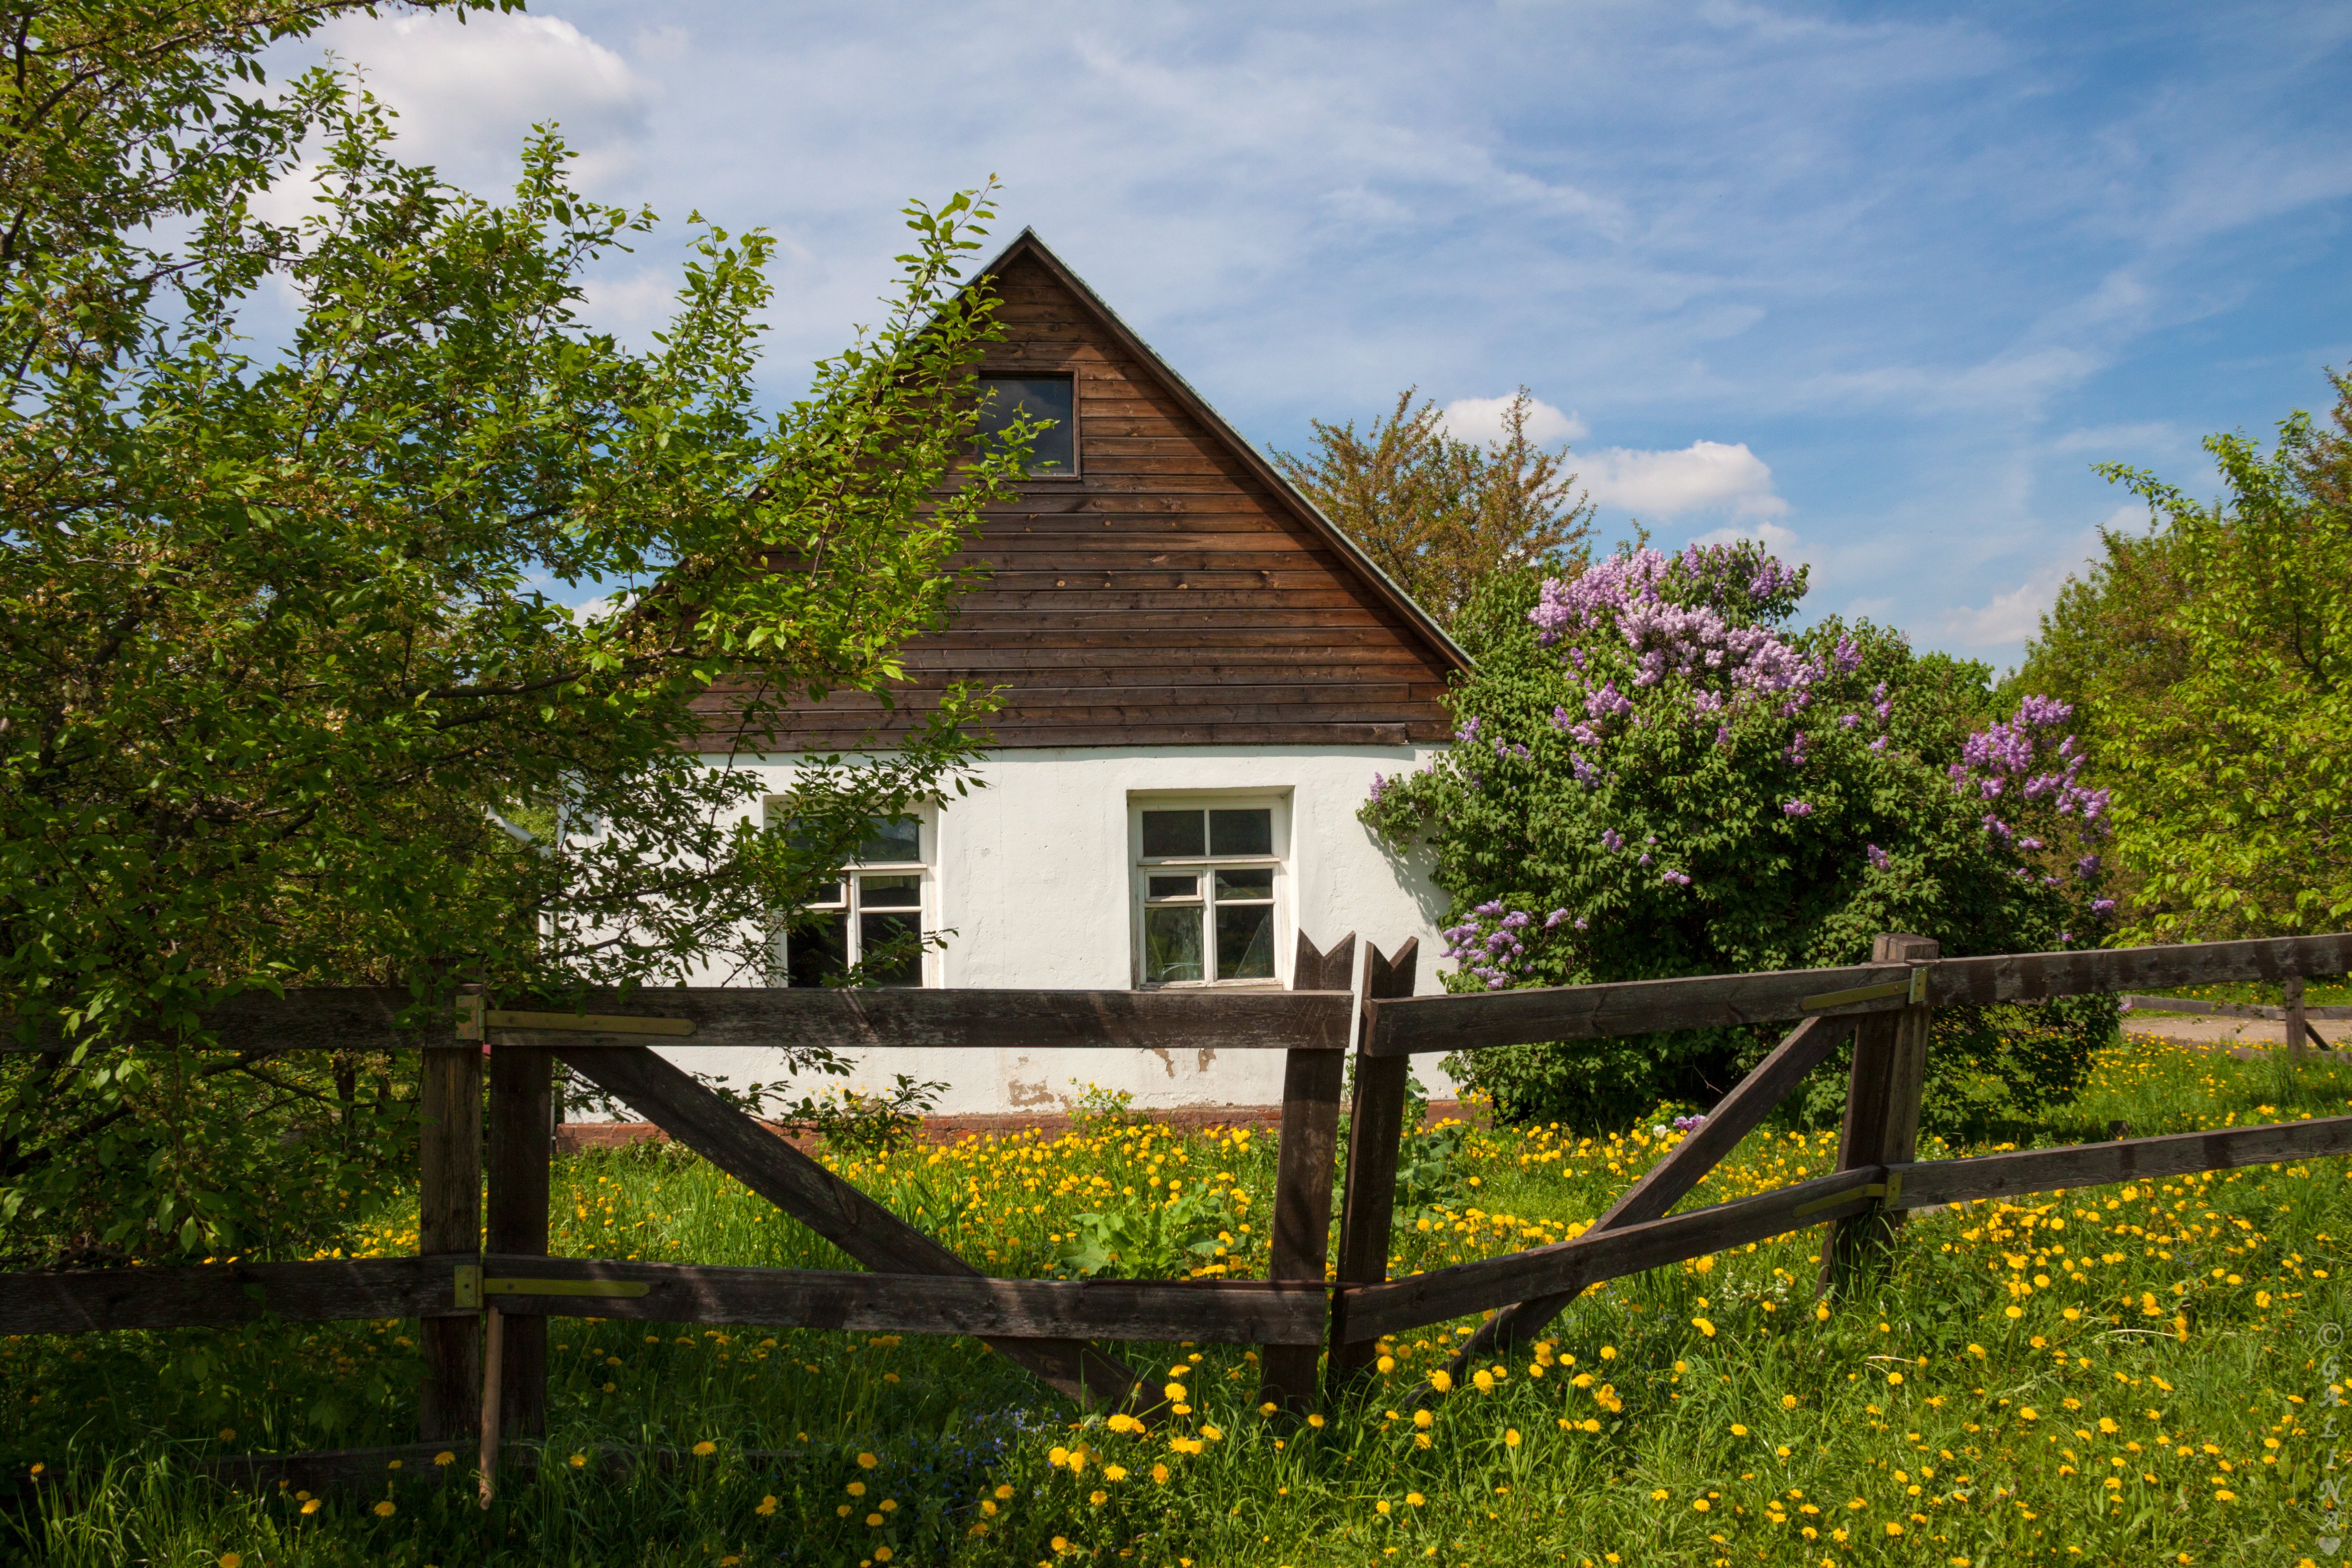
[1505, 1429, 1521, 1448]
[1692, 1318, 1716, 1337]
[692, 1441, 717, 1457]
[756, 1495, 778, 1516]
[1430, 1370, 1454, 1393]
[372, 1500, 395, 1518]
[857, 1452, 878, 1469]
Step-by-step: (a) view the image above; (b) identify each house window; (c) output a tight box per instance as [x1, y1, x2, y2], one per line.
[1133, 802, 1284, 986]
[781, 814, 929, 987]
[976, 375, 1076, 476]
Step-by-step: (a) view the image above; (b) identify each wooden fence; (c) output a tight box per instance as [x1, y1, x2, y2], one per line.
[3, 929, 2350, 1495]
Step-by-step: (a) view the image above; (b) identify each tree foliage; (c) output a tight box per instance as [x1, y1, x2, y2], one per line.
[0, 3, 1022, 1261]
[2014, 375, 2352, 943]
[1364, 543, 2116, 1132]
[1270, 387, 1593, 627]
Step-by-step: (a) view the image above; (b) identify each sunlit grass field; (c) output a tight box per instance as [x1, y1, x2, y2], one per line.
[6, 1032, 2351, 1567]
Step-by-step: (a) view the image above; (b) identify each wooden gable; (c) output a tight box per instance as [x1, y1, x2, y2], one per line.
[730, 231, 1467, 753]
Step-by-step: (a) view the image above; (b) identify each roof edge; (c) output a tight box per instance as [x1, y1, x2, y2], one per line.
[964, 227, 1473, 677]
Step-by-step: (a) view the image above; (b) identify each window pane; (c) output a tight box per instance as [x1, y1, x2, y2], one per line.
[805, 881, 844, 908]
[1141, 810, 1205, 858]
[1144, 904, 1205, 984]
[856, 815, 921, 865]
[1214, 867, 1274, 902]
[858, 910, 925, 987]
[1215, 902, 1276, 981]
[1210, 808, 1273, 857]
[977, 377, 1076, 475]
[1146, 873, 1199, 900]
[859, 873, 922, 909]
[785, 910, 848, 987]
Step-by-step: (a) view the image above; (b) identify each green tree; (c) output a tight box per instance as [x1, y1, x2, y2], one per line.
[1364, 544, 2115, 1132]
[1271, 387, 1593, 626]
[0, 4, 1024, 1261]
[2070, 374, 2352, 940]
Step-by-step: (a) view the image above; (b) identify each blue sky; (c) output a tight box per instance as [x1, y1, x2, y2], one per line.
[272, 1, 2352, 672]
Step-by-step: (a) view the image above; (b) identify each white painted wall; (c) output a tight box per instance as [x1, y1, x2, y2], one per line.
[642, 743, 1460, 1118]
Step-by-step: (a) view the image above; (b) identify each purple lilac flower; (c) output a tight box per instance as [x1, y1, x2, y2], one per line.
[2092, 898, 2117, 915]
[1601, 829, 1624, 852]
[1661, 869, 1691, 887]
[1866, 843, 1891, 871]
[1783, 800, 1813, 818]
[1454, 715, 1483, 743]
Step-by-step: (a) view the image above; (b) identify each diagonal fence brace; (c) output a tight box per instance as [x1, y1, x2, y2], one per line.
[555, 1043, 1145, 1412]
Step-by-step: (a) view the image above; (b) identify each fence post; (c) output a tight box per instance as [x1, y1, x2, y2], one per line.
[486, 1044, 551, 1439]
[2286, 973, 2308, 1060]
[1326, 938, 1418, 1395]
[1817, 933, 1937, 1296]
[1258, 930, 1355, 1416]
[419, 994, 484, 1444]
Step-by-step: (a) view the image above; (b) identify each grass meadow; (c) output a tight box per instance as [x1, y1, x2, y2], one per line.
[5, 1025, 2351, 1568]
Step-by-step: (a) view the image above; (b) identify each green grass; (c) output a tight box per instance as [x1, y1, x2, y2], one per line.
[6, 1034, 2352, 1567]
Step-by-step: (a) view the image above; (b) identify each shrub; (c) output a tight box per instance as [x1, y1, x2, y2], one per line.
[1364, 544, 2116, 1133]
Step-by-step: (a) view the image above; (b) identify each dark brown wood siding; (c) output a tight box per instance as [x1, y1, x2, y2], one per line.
[706, 244, 1462, 754]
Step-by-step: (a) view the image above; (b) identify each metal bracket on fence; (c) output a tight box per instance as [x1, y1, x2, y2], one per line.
[452, 1263, 650, 1309]
[1793, 1173, 1902, 1220]
[1802, 965, 1931, 1013]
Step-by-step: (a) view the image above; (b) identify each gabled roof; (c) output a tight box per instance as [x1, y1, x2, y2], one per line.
[965, 228, 1471, 676]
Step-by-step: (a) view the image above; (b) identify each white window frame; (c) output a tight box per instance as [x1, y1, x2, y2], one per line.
[766, 804, 936, 988]
[1128, 792, 1291, 990]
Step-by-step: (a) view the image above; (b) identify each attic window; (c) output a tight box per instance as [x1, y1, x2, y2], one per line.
[977, 375, 1076, 476]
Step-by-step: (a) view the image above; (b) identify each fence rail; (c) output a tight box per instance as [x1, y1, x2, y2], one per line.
[5, 926, 2351, 1490]
[3, 983, 1357, 1055]
[1361, 933, 2352, 1057]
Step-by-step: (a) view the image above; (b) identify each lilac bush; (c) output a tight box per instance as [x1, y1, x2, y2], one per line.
[1364, 542, 2117, 1130]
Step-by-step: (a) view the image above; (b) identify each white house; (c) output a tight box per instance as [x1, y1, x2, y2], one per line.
[657, 232, 1466, 1119]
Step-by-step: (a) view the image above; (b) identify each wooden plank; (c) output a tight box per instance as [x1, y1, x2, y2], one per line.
[2, 986, 1357, 1056]
[554, 1044, 1144, 1411]
[1417, 1014, 1855, 1391]
[471, 1257, 1327, 1343]
[1887, 1114, 2352, 1209]
[1364, 934, 2352, 1057]
[485, 1048, 551, 1439]
[417, 1041, 481, 1445]
[2122, 995, 2352, 1022]
[1930, 934, 2352, 1008]
[1363, 962, 1903, 1056]
[1337, 1167, 1888, 1343]
[1258, 932, 1354, 1415]
[2287, 974, 2309, 1059]
[0, 1255, 464, 1336]
[1326, 940, 1419, 1389]
[1818, 935, 1937, 1294]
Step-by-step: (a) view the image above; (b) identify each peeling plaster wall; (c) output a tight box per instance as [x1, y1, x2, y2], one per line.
[639, 744, 1460, 1118]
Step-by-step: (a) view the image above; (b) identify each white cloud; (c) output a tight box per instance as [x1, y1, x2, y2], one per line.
[1581, 440, 1788, 519]
[1935, 520, 2118, 648]
[1439, 393, 1587, 449]
[310, 12, 655, 192]
[1694, 519, 1802, 555]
